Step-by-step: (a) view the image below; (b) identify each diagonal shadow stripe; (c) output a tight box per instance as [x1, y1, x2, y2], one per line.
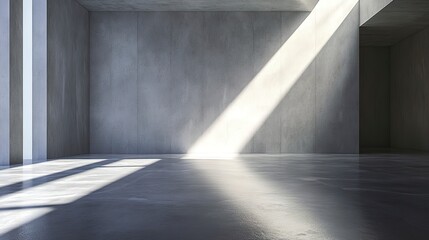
[0, 158, 160, 237]
[0, 159, 120, 199]
[0, 204, 61, 211]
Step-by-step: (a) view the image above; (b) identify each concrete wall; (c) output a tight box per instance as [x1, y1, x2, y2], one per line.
[33, 0, 47, 160]
[0, 0, 23, 166]
[0, 0, 11, 165]
[47, 0, 90, 158]
[90, 5, 359, 154]
[315, 4, 360, 153]
[10, 0, 23, 164]
[360, 0, 392, 26]
[360, 47, 390, 149]
[391, 27, 429, 151]
[77, 0, 319, 11]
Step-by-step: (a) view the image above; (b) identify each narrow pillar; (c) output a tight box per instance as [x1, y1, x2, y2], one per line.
[0, 0, 11, 165]
[9, 0, 23, 165]
[32, 0, 47, 161]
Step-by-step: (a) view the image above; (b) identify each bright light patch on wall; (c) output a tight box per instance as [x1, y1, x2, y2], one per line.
[23, 0, 32, 161]
[185, 0, 358, 159]
[0, 159, 160, 236]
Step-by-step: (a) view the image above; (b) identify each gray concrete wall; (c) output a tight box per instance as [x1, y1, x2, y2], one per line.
[391, 27, 429, 151]
[47, 0, 90, 158]
[90, 7, 359, 154]
[315, 4, 360, 153]
[0, 0, 23, 166]
[360, 0, 392, 26]
[33, 0, 47, 160]
[360, 47, 390, 149]
[76, 0, 318, 11]
[0, 0, 11, 165]
[9, 0, 23, 164]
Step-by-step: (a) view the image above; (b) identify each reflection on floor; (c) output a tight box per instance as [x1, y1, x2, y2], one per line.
[0, 154, 428, 240]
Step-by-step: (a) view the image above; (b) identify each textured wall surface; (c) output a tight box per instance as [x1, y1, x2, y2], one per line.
[47, 0, 90, 158]
[33, 0, 47, 160]
[77, 0, 318, 11]
[0, 0, 10, 165]
[360, 47, 390, 149]
[90, 7, 359, 154]
[360, 0, 429, 46]
[10, 0, 23, 165]
[314, 4, 360, 153]
[391, 27, 429, 151]
[359, 0, 392, 26]
[0, 0, 23, 165]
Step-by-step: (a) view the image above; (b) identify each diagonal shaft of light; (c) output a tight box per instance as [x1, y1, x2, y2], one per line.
[186, 0, 358, 158]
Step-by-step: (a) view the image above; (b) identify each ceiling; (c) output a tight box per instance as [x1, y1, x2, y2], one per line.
[360, 0, 429, 46]
[76, 0, 318, 11]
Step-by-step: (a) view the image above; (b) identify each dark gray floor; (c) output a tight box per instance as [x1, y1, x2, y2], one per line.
[1, 154, 429, 240]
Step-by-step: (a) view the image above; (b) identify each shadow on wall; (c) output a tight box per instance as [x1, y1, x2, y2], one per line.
[47, 0, 90, 159]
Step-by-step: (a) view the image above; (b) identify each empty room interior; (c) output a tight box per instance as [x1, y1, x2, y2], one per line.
[1, 0, 429, 239]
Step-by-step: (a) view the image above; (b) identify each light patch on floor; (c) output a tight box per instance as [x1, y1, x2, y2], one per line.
[0, 159, 159, 236]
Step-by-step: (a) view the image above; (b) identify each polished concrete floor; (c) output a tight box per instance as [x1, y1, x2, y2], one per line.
[0, 154, 428, 240]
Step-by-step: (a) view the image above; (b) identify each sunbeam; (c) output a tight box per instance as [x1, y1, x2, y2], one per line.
[185, 0, 359, 158]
